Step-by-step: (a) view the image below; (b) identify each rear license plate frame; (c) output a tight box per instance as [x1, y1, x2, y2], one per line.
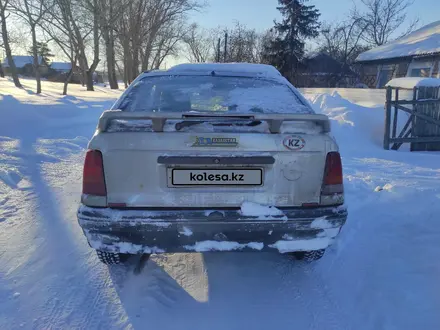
[168, 168, 264, 187]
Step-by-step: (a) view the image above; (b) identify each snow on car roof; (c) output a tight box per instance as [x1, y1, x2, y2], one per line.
[356, 20, 440, 62]
[386, 77, 440, 89]
[167, 63, 282, 78]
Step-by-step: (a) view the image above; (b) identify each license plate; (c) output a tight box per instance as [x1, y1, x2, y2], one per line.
[170, 168, 263, 186]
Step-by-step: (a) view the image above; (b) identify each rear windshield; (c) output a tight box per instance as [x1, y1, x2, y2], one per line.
[118, 75, 312, 114]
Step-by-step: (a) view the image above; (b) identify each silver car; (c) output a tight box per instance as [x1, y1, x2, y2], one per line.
[77, 63, 347, 265]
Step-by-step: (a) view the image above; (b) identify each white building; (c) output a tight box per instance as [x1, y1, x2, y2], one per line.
[356, 20, 440, 88]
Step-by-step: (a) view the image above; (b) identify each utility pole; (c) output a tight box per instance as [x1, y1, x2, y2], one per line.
[216, 38, 221, 62]
[224, 32, 228, 62]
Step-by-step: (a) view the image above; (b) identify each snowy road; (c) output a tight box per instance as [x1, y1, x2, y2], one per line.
[1, 78, 440, 330]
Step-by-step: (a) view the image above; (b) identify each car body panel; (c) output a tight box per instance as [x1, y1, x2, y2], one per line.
[88, 131, 337, 208]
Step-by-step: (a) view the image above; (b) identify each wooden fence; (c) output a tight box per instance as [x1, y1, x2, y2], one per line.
[383, 85, 440, 151]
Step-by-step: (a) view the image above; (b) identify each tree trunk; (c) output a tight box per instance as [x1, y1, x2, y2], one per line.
[31, 25, 41, 94]
[62, 63, 75, 95]
[105, 29, 118, 89]
[132, 46, 139, 80]
[0, 8, 21, 87]
[86, 0, 100, 91]
[63, 70, 73, 95]
[115, 61, 125, 88]
[107, 1, 118, 89]
[0, 63, 4, 77]
[86, 70, 94, 91]
[123, 51, 129, 87]
[141, 43, 152, 71]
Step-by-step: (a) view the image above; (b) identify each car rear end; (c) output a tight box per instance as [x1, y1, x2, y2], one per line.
[77, 65, 347, 256]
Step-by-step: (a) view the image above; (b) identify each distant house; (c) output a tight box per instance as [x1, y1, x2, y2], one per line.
[46, 62, 84, 84]
[2, 55, 49, 76]
[50, 62, 72, 73]
[356, 20, 440, 88]
[295, 52, 358, 87]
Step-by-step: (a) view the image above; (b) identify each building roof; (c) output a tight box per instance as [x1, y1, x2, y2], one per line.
[2, 56, 44, 68]
[50, 62, 71, 71]
[356, 20, 440, 62]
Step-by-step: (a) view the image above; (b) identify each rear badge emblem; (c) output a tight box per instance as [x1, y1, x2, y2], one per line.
[192, 137, 238, 147]
[283, 136, 305, 150]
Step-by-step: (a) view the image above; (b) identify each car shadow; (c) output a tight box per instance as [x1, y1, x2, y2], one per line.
[108, 251, 347, 330]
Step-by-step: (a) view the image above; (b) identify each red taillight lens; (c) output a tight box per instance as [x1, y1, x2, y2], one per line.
[321, 152, 344, 206]
[323, 152, 343, 186]
[83, 150, 107, 196]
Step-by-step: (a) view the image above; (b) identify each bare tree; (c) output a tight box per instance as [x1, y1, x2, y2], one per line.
[98, 0, 126, 89]
[41, 1, 79, 95]
[149, 21, 185, 69]
[212, 22, 264, 63]
[181, 23, 212, 63]
[0, 0, 21, 86]
[10, 0, 53, 93]
[81, 0, 100, 91]
[354, 0, 419, 46]
[115, 0, 146, 84]
[0, 31, 3, 77]
[140, 0, 203, 71]
[43, 0, 100, 91]
[114, 0, 202, 84]
[320, 18, 369, 67]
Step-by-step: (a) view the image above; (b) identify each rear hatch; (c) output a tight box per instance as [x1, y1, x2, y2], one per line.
[85, 72, 339, 208]
[89, 113, 334, 208]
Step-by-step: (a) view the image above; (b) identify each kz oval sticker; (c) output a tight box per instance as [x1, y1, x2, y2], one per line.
[283, 136, 305, 150]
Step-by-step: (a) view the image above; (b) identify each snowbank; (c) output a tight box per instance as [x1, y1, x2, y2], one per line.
[0, 78, 121, 190]
[304, 91, 386, 151]
[300, 87, 386, 107]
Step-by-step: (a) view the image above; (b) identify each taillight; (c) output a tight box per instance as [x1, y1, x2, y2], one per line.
[321, 152, 344, 206]
[83, 150, 107, 196]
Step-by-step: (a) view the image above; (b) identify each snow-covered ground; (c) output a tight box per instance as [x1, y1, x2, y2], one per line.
[1, 78, 440, 330]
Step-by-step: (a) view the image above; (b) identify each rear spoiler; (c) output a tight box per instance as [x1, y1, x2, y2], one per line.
[97, 110, 331, 134]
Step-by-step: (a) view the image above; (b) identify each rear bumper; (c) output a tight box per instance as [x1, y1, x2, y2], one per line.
[77, 204, 347, 254]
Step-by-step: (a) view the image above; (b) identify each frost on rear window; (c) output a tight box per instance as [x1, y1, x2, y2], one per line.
[119, 76, 312, 114]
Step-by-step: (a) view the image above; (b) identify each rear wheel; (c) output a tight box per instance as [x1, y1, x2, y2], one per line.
[291, 249, 325, 261]
[96, 250, 130, 265]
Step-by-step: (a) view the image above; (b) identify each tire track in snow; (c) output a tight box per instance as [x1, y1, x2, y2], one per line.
[270, 256, 351, 330]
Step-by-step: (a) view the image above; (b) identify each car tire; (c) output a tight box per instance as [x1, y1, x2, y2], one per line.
[96, 250, 130, 265]
[291, 249, 325, 261]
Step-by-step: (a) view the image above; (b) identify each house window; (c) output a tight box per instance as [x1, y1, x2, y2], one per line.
[409, 67, 431, 77]
[406, 60, 434, 78]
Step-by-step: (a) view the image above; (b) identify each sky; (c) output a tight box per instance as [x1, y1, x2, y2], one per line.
[189, 0, 438, 33]
[162, 0, 438, 67]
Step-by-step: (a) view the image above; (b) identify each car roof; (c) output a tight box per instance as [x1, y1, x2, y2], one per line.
[168, 63, 281, 76]
[142, 63, 282, 80]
